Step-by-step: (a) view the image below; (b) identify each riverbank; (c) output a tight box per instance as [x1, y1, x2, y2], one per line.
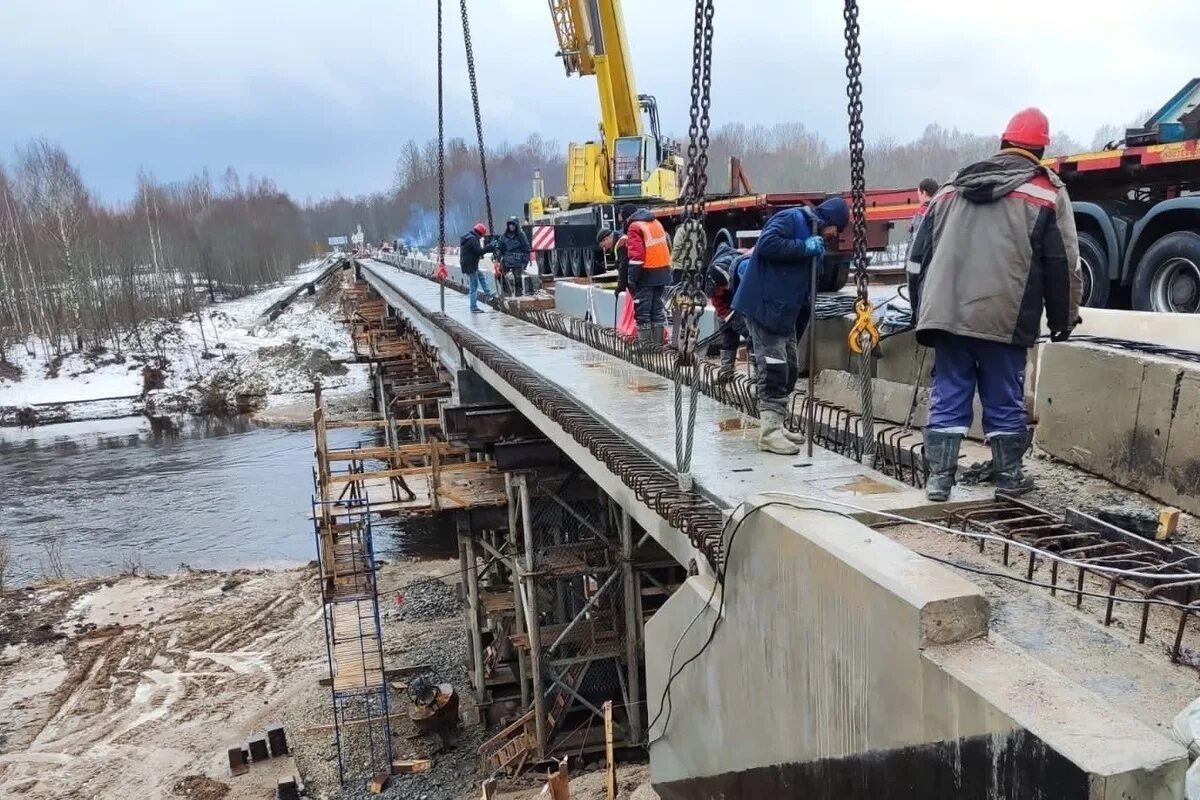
[0, 562, 660, 800]
[0, 258, 372, 428]
[0, 561, 461, 799]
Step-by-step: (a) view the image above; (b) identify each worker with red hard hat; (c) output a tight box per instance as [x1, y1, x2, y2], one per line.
[459, 222, 497, 313]
[907, 107, 1081, 501]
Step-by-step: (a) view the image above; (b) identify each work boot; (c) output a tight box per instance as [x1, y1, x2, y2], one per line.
[651, 325, 666, 349]
[636, 327, 654, 350]
[780, 417, 806, 445]
[923, 430, 962, 502]
[758, 410, 801, 456]
[991, 432, 1035, 496]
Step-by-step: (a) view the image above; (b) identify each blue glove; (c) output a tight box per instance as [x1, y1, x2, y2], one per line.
[804, 235, 826, 257]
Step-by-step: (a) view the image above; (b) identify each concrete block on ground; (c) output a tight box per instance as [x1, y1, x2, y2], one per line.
[1036, 342, 1200, 515]
[799, 316, 854, 375]
[873, 330, 933, 387]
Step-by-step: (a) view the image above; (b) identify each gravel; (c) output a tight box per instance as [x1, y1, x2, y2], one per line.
[288, 560, 484, 800]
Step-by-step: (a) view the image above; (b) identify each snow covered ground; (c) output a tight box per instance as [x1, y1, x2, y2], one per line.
[0, 258, 369, 423]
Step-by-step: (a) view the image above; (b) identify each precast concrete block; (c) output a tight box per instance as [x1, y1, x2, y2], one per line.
[1036, 342, 1200, 516]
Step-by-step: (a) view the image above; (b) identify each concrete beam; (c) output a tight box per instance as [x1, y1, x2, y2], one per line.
[646, 499, 1186, 798]
[1035, 342, 1200, 515]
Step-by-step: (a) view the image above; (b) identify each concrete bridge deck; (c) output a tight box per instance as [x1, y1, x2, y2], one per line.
[358, 258, 964, 562]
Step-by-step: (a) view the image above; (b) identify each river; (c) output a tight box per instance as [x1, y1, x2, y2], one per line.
[0, 416, 453, 585]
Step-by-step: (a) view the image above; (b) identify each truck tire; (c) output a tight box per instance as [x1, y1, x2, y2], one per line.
[1131, 230, 1200, 313]
[1077, 232, 1110, 308]
[818, 261, 851, 293]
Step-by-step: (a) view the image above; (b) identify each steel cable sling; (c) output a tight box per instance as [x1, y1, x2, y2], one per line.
[673, 0, 715, 492]
[460, 0, 495, 252]
[842, 0, 877, 460]
[435, 0, 448, 310]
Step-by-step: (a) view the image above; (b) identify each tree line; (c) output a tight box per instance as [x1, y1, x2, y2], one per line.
[2, 112, 1151, 363]
[310, 112, 1153, 249]
[0, 140, 311, 362]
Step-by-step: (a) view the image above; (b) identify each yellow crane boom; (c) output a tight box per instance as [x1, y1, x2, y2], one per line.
[540, 0, 681, 208]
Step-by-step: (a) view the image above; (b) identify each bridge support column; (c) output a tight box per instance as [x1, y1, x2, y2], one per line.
[516, 473, 547, 756]
[621, 507, 642, 746]
[505, 475, 531, 709]
[459, 514, 487, 704]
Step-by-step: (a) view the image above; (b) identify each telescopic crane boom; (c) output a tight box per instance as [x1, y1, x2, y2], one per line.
[540, 0, 682, 209]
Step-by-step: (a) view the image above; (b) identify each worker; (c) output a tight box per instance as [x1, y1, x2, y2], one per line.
[908, 107, 1081, 501]
[908, 177, 939, 256]
[671, 212, 707, 285]
[597, 226, 630, 294]
[706, 241, 750, 381]
[732, 198, 849, 455]
[495, 216, 532, 297]
[620, 204, 672, 347]
[459, 222, 496, 314]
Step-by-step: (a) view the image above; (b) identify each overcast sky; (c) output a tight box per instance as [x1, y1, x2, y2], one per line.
[0, 0, 1191, 203]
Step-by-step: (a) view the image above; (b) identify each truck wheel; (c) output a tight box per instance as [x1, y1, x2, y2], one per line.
[1077, 232, 1110, 308]
[571, 249, 585, 278]
[537, 251, 552, 276]
[1131, 231, 1200, 313]
[818, 261, 851, 293]
[582, 248, 596, 276]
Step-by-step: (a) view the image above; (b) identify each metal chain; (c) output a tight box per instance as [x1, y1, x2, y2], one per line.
[460, 0, 493, 233]
[436, 0, 447, 311]
[673, 0, 715, 490]
[844, 0, 874, 458]
[844, 0, 868, 301]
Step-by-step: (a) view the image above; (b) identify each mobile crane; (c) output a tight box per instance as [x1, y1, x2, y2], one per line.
[525, 0, 914, 287]
[534, 0, 683, 214]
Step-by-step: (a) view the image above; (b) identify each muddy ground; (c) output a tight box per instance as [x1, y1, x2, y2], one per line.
[0, 562, 658, 800]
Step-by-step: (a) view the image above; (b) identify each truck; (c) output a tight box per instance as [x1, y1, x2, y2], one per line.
[1046, 78, 1200, 312]
[524, 0, 916, 294]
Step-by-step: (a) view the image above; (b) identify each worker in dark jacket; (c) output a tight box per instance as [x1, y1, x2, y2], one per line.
[908, 107, 1081, 500]
[732, 198, 849, 454]
[622, 205, 672, 347]
[495, 216, 531, 297]
[459, 222, 496, 313]
[706, 241, 750, 379]
[597, 227, 630, 293]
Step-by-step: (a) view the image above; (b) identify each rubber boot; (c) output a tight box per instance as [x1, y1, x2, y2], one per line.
[651, 325, 666, 349]
[923, 430, 962, 502]
[991, 432, 1034, 496]
[781, 426, 806, 445]
[637, 327, 654, 350]
[758, 410, 801, 455]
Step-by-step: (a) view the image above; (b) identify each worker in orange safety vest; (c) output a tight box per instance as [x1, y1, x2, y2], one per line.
[617, 204, 672, 347]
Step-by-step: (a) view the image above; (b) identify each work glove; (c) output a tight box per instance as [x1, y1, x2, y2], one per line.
[804, 235, 826, 257]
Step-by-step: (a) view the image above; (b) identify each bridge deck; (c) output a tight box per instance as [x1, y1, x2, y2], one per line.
[360, 259, 977, 520]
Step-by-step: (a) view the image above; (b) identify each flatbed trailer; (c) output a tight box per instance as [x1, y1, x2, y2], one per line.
[528, 186, 921, 293]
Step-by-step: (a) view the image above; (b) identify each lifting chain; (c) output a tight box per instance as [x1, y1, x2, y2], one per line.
[460, 0, 494, 234]
[672, 0, 715, 491]
[843, 0, 875, 457]
[436, 0, 449, 303]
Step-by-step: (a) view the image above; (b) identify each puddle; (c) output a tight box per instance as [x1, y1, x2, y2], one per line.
[830, 475, 899, 495]
[627, 380, 668, 393]
[583, 362, 604, 368]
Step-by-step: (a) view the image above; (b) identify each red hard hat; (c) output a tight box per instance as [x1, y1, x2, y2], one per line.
[1002, 107, 1050, 149]
[472, 222, 487, 235]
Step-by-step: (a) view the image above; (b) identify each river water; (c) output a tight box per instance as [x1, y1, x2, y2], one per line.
[0, 416, 453, 585]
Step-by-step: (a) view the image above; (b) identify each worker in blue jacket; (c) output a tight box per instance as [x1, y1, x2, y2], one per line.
[732, 198, 849, 454]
